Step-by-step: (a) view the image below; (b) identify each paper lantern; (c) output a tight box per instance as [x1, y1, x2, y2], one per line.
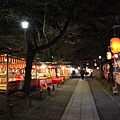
[106, 52, 112, 60]
[110, 37, 120, 53]
[94, 62, 97, 67]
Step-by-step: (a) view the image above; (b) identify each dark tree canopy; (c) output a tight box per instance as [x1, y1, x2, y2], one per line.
[0, 0, 120, 62]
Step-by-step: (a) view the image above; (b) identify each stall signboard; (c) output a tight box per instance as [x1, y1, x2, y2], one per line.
[8, 80, 24, 92]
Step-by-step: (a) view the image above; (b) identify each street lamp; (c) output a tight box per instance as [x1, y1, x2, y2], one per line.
[99, 56, 102, 59]
[21, 21, 29, 52]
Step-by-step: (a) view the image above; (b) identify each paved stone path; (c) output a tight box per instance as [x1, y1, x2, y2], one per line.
[61, 79, 100, 120]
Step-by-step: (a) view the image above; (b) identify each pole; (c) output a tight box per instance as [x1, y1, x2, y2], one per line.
[35, 65, 38, 89]
[6, 53, 9, 94]
[24, 29, 26, 52]
[10, 104, 13, 117]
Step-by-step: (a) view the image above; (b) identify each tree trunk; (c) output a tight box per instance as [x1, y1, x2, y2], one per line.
[55, 67, 58, 78]
[22, 41, 36, 95]
[22, 52, 34, 95]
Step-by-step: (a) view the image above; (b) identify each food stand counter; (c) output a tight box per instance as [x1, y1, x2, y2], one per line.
[0, 54, 36, 93]
[34, 77, 53, 89]
[0, 74, 35, 93]
[52, 76, 65, 84]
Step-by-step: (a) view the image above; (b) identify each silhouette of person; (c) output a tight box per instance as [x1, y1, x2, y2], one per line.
[80, 69, 85, 80]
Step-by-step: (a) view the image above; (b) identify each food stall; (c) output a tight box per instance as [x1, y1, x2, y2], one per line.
[32, 62, 71, 89]
[49, 64, 66, 84]
[40, 63, 71, 85]
[0, 54, 71, 92]
[32, 64, 53, 89]
[0, 54, 34, 93]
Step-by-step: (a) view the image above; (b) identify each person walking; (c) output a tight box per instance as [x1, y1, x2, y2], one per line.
[80, 68, 85, 80]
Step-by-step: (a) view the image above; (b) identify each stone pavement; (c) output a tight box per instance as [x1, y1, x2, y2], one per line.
[60, 79, 100, 120]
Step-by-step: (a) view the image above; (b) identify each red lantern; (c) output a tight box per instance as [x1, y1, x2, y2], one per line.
[106, 52, 112, 60]
[110, 37, 120, 53]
